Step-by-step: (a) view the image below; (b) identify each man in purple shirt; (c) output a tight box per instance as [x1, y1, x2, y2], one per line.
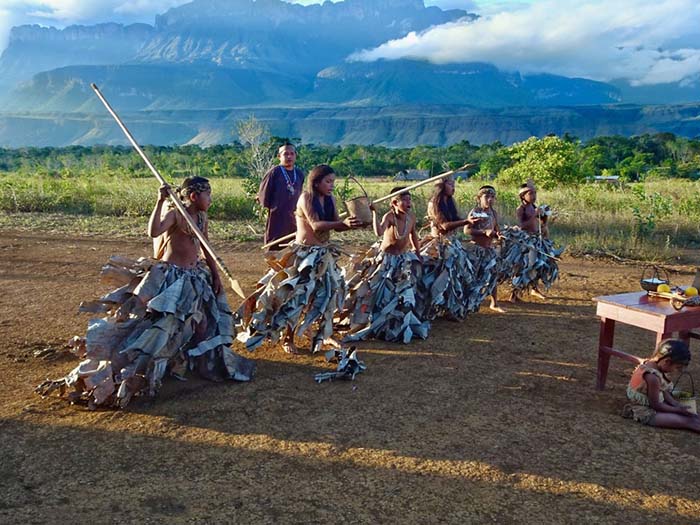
[257, 144, 305, 250]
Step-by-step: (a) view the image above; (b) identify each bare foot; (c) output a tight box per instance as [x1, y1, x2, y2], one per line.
[489, 304, 506, 313]
[530, 288, 546, 300]
[283, 340, 299, 354]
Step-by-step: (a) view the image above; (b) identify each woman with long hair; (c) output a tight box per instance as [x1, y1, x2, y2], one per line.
[237, 165, 362, 354]
[418, 176, 483, 320]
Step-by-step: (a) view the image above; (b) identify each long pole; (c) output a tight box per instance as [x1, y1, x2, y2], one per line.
[260, 163, 475, 250]
[90, 83, 246, 299]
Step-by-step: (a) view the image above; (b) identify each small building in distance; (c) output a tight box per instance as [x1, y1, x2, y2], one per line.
[394, 169, 430, 181]
[592, 175, 621, 186]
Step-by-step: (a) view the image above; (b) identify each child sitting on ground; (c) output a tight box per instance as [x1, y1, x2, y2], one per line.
[340, 187, 429, 343]
[36, 176, 254, 408]
[236, 164, 363, 354]
[465, 185, 504, 313]
[623, 339, 700, 433]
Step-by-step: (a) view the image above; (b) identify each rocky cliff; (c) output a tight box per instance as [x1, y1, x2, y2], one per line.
[2, 103, 698, 148]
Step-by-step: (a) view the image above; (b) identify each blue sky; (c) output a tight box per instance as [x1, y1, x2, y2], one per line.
[0, 0, 698, 86]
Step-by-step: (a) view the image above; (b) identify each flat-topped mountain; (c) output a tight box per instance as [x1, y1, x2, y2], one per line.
[0, 0, 698, 147]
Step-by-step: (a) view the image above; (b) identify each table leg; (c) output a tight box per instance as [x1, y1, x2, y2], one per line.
[678, 330, 691, 345]
[597, 317, 615, 390]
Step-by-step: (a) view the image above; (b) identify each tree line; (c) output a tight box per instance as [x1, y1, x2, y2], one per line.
[1, 132, 699, 190]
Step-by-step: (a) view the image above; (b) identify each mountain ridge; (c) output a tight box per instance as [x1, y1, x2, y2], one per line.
[2, 102, 698, 148]
[0, 0, 698, 147]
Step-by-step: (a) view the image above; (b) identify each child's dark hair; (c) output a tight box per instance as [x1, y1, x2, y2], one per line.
[518, 183, 534, 202]
[430, 179, 459, 223]
[476, 185, 496, 202]
[390, 186, 410, 198]
[178, 176, 211, 206]
[652, 339, 691, 366]
[306, 164, 336, 221]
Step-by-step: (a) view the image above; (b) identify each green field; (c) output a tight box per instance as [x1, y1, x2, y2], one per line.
[2, 171, 699, 261]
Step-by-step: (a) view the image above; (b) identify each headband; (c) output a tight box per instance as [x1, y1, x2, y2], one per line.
[177, 181, 211, 198]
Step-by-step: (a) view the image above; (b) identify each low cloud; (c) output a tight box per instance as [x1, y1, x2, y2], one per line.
[350, 0, 700, 86]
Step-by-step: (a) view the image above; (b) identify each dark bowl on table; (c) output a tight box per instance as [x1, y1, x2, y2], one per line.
[640, 278, 669, 292]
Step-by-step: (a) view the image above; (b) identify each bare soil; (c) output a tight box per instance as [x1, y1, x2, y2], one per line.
[1, 230, 700, 524]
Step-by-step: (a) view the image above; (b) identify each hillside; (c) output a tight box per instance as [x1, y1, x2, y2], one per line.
[2, 103, 699, 148]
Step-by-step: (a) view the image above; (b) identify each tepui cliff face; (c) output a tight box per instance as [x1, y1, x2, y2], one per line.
[0, 0, 698, 147]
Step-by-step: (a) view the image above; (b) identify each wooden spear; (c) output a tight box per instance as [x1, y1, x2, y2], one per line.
[260, 163, 475, 250]
[90, 83, 246, 299]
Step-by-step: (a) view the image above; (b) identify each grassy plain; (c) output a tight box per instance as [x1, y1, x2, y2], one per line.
[2, 172, 700, 261]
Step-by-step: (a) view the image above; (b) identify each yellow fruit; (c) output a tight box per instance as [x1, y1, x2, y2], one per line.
[657, 284, 671, 293]
[685, 286, 698, 297]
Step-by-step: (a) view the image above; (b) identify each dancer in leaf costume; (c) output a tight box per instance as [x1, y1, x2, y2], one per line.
[36, 177, 254, 409]
[340, 187, 429, 343]
[237, 165, 363, 354]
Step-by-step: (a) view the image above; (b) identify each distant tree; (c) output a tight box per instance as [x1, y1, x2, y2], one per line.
[236, 116, 276, 218]
[498, 136, 581, 188]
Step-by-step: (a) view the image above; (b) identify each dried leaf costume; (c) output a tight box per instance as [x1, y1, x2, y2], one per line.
[236, 242, 346, 351]
[498, 227, 562, 292]
[237, 177, 348, 352]
[418, 187, 480, 320]
[36, 207, 254, 409]
[464, 203, 502, 306]
[341, 241, 429, 343]
[497, 182, 563, 294]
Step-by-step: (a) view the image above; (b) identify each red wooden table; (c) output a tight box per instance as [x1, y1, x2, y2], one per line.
[593, 291, 700, 390]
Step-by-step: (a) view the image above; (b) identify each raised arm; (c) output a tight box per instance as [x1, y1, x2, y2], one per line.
[429, 201, 478, 235]
[298, 194, 361, 233]
[373, 208, 393, 238]
[148, 185, 177, 238]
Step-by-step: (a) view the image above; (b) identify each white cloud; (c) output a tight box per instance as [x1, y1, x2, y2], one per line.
[351, 0, 700, 86]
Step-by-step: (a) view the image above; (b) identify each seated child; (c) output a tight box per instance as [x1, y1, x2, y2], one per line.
[465, 185, 504, 313]
[36, 177, 254, 409]
[418, 175, 482, 320]
[340, 187, 429, 343]
[236, 164, 362, 354]
[623, 339, 700, 432]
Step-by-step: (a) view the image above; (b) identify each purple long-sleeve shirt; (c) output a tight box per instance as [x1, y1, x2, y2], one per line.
[257, 165, 305, 248]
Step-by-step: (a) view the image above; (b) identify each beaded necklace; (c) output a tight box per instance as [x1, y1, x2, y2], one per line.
[280, 166, 297, 194]
[392, 211, 410, 241]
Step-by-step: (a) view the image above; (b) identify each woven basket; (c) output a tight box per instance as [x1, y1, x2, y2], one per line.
[344, 176, 372, 225]
[673, 372, 698, 415]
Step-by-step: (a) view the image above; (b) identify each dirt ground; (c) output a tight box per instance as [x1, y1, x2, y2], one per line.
[1, 229, 700, 524]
